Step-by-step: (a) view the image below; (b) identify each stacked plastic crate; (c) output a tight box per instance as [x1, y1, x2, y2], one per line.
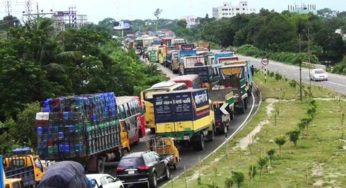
[36, 92, 119, 160]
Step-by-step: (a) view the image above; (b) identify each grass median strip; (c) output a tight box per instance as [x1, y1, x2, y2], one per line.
[164, 71, 345, 188]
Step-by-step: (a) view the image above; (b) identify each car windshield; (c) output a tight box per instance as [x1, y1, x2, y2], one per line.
[315, 70, 325, 74]
[118, 157, 144, 168]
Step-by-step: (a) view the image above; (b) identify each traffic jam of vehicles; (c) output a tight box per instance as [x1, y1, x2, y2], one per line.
[0, 32, 255, 188]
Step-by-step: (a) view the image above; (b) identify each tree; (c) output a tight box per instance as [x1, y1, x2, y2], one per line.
[14, 102, 40, 148]
[275, 136, 286, 155]
[177, 19, 187, 28]
[153, 8, 162, 31]
[224, 178, 233, 188]
[267, 149, 276, 167]
[231, 171, 244, 188]
[248, 165, 257, 184]
[317, 8, 337, 18]
[287, 129, 301, 147]
[257, 157, 268, 176]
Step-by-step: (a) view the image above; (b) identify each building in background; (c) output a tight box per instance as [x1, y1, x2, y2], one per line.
[184, 16, 199, 28]
[288, 3, 317, 14]
[52, 6, 88, 32]
[212, 1, 256, 19]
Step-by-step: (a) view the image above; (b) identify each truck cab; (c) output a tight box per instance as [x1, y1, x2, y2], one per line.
[5, 178, 24, 188]
[3, 147, 44, 186]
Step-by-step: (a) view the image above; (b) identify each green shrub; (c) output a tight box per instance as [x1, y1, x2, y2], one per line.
[289, 80, 297, 88]
[274, 73, 282, 80]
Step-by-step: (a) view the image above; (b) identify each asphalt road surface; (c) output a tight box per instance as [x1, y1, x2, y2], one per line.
[107, 64, 261, 187]
[238, 55, 346, 96]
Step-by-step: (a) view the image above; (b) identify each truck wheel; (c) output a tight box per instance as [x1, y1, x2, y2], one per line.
[97, 158, 105, 173]
[193, 134, 205, 151]
[207, 127, 215, 142]
[150, 173, 158, 188]
[244, 99, 248, 110]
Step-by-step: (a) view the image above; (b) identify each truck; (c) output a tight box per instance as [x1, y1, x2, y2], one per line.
[184, 65, 220, 90]
[214, 52, 235, 65]
[153, 89, 215, 151]
[147, 46, 159, 63]
[148, 137, 180, 170]
[172, 38, 186, 50]
[1, 155, 24, 188]
[175, 45, 196, 74]
[209, 87, 235, 134]
[35, 92, 122, 173]
[3, 147, 44, 187]
[165, 50, 179, 71]
[219, 61, 253, 113]
[179, 55, 205, 75]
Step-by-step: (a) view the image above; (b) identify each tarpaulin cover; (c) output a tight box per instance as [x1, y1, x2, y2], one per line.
[37, 161, 89, 188]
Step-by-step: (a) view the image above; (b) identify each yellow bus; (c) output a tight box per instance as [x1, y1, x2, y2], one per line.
[140, 81, 188, 133]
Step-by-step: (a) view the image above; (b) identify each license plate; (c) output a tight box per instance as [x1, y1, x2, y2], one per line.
[184, 136, 190, 140]
[128, 170, 135, 174]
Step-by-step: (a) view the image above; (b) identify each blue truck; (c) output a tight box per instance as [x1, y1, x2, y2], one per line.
[35, 92, 122, 173]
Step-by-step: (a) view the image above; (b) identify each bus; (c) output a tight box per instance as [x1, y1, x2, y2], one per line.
[171, 74, 201, 89]
[117, 96, 146, 152]
[141, 81, 188, 133]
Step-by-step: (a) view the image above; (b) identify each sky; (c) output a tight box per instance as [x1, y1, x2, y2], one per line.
[1, 0, 346, 23]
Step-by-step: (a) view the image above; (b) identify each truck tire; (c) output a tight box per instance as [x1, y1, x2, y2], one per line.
[244, 99, 248, 110]
[97, 158, 105, 173]
[237, 103, 245, 114]
[150, 173, 158, 188]
[193, 134, 205, 151]
[206, 127, 215, 142]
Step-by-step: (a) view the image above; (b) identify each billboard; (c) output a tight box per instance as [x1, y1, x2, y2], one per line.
[113, 20, 131, 30]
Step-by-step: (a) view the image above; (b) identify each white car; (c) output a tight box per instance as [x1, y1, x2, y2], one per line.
[309, 69, 328, 81]
[86, 174, 124, 188]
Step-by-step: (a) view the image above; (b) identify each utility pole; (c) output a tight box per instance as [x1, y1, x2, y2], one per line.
[4, 0, 12, 16]
[308, 27, 312, 95]
[299, 33, 303, 101]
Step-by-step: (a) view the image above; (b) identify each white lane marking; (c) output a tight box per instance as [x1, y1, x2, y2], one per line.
[327, 81, 346, 88]
[161, 93, 260, 187]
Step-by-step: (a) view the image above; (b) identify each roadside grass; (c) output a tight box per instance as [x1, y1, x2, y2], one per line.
[164, 71, 346, 188]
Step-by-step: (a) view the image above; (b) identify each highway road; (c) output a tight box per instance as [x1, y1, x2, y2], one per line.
[107, 64, 261, 187]
[238, 55, 346, 96]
